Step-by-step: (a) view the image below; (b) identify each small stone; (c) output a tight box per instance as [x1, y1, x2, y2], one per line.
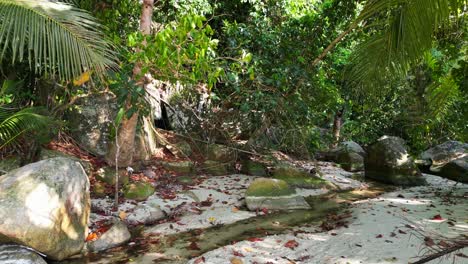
[87, 220, 131, 252]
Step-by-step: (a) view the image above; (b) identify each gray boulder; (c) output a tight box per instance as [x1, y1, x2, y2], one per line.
[67, 92, 118, 156]
[419, 141, 467, 182]
[420, 141, 467, 167]
[0, 244, 47, 264]
[336, 151, 364, 172]
[245, 178, 310, 211]
[365, 136, 425, 186]
[0, 158, 90, 260]
[435, 156, 468, 183]
[338, 141, 366, 157]
[87, 220, 131, 252]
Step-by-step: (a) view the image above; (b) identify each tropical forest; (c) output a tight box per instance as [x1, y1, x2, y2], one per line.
[0, 0, 467, 263]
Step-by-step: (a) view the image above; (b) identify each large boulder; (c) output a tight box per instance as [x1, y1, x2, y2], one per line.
[316, 141, 365, 172]
[365, 136, 425, 186]
[240, 159, 267, 176]
[338, 141, 366, 157]
[435, 156, 468, 183]
[202, 160, 231, 176]
[245, 178, 310, 211]
[161, 161, 195, 174]
[420, 141, 468, 167]
[67, 92, 118, 156]
[418, 141, 467, 182]
[336, 151, 364, 172]
[205, 144, 237, 162]
[0, 244, 47, 264]
[0, 158, 90, 260]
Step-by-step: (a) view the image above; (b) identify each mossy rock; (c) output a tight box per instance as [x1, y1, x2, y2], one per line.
[93, 181, 108, 198]
[0, 156, 21, 175]
[336, 152, 364, 172]
[178, 176, 195, 185]
[205, 144, 236, 162]
[173, 141, 193, 157]
[202, 160, 231, 176]
[123, 182, 155, 201]
[272, 164, 328, 188]
[95, 167, 129, 185]
[240, 160, 267, 176]
[245, 178, 295, 197]
[161, 161, 194, 174]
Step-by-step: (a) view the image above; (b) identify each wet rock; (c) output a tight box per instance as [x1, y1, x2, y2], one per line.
[0, 158, 90, 260]
[161, 161, 194, 174]
[245, 178, 310, 210]
[0, 244, 47, 264]
[365, 136, 425, 186]
[125, 204, 166, 225]
[87, 220, 131, 252]
[123, 182, 155, 201]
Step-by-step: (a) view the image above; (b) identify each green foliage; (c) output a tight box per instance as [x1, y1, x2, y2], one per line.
[0, 0, 117, 81]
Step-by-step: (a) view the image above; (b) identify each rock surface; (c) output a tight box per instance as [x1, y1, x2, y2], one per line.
[67, 92, 118, 156]
[365, 136, 425, 186]
[161, 161, 194, 174]
[240, 159, 267, 176]
[206, 144, 236, 162]
[336, 151, 364, 172]
[0, 158, 90, 260]
[87, 220, 131, 252]
[125, 204, 166, 225]
[0, 244, 47, 264]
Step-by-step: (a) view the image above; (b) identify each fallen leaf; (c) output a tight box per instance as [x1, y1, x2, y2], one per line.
[376, 234, 383, 238]
[424, 237, 435, 247]
[232, 250, 245, 257]
[398, 230, 407, 234]
[247, 237, 263, 242]
[438, 240, 451, 248]
[455, 253, 468, 258]
[232, 207, 240, 212]
[188, 241, 201, 251]
[230, 257, 243, 264]
[284, 240, 299, 249]
[432, 214, 443, 220]
[194, 256, 206, 264]
[85, 232, 98, 242]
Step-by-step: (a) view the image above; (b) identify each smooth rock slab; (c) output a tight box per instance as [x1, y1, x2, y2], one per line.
[0, 244, 47, 264]
[0, 158, 90, 260]
[125, 204, 166, 225]
[87, 220, 131, 252]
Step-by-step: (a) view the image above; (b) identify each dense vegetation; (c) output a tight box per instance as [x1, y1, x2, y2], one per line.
[1, 0, 466, 162]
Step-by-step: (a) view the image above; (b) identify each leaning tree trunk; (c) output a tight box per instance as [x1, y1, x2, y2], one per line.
[331, 108, 344, 148]
[106, 0, 154, 167]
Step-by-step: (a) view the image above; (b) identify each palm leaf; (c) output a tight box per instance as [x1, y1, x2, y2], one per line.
[0, 0, 117, 81]
[0, 106, 52, 149]
[347, 0, 465, 91]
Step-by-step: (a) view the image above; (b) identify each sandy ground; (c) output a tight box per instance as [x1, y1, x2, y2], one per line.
[187, 174, 468, 264]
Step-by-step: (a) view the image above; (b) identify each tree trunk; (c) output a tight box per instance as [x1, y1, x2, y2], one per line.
[106, 0, 154, 167]
[331, 108, 344, 148]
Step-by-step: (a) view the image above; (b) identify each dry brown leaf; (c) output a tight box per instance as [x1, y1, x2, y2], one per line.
[230, 257, 243, 264]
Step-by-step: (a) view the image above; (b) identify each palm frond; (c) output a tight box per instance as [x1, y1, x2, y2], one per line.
[347, 0, 465, 91]
[0, 106, 52, 149]
[0, 0, 117, 81]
